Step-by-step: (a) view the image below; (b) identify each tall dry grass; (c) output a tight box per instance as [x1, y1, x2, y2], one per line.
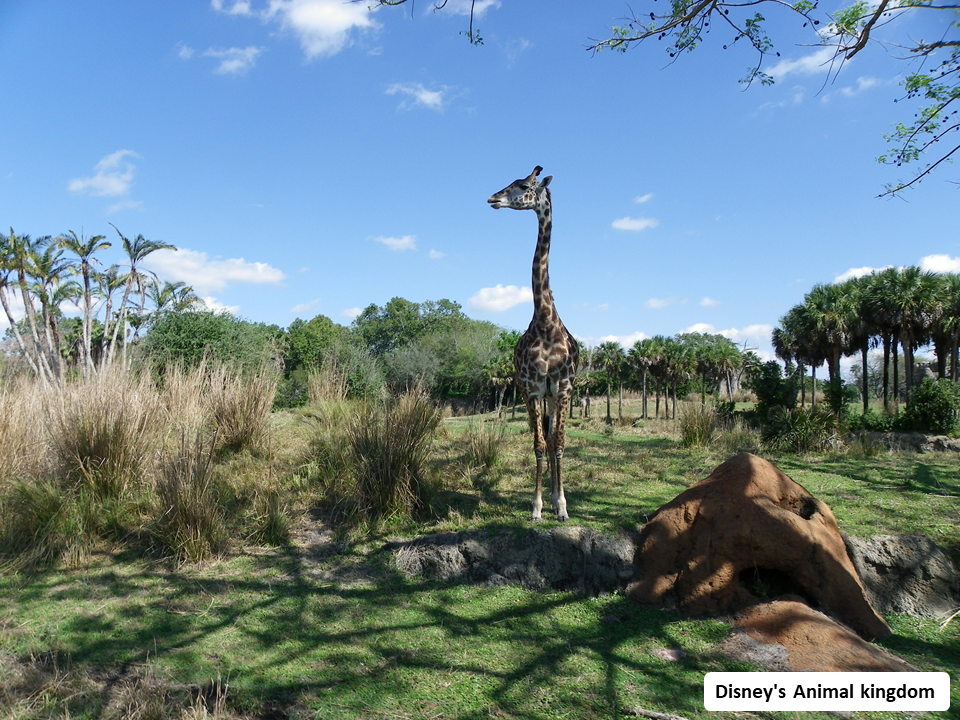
[307, 356, 349, 404]
[0, 359, 281, 568]
[205, 363, 279, 453]
[47, 366, 161, 500]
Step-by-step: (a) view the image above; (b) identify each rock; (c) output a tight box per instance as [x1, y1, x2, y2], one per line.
[626, 452, 891, 639]
[844, 534, 960, 617]
[863, 432, 960, 453]
[389, 526, 634, 597]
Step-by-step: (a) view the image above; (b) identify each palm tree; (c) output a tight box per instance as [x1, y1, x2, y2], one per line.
[887, 267, 939, 408]
[804, 283, 857, 384]
[930, 273, 960, 380]
[30, 242, 78, 378]
[595, 340, 625, 422]
[106, 225, 174, 368]
[628, 337, 661, 419]
[59, 230, 110, 375]
[843, 276, 880, 414]
[8, 231, 57, 383]
[0, 230, 42, 377]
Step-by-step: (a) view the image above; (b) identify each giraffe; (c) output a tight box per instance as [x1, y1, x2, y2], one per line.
[488, 166, 580, 521]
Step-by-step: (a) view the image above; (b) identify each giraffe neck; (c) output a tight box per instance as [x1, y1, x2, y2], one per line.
[531, 191, 559, 332]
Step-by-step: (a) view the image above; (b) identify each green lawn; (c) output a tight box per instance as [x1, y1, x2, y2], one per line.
[2, 404, 959, 719]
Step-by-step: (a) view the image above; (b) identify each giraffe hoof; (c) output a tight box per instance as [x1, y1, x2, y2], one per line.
[556, 512, 569, 523]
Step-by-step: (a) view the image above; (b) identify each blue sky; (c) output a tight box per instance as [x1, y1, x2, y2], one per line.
[2, 0, 958, 363]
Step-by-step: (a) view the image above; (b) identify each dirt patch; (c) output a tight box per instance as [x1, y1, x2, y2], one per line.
[727, 599, 915, 672]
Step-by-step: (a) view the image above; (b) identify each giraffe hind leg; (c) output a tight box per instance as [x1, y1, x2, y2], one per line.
[552, 386, 572, 522]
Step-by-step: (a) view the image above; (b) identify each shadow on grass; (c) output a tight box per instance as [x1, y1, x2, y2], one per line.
[5, 543, 723, 720]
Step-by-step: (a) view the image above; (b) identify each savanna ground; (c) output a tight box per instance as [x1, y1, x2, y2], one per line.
[2, 388, 959, 720]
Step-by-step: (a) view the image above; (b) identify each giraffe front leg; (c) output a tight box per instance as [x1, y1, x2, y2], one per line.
[525, 395, 546, 521]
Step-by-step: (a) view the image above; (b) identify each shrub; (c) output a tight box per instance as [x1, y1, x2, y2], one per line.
[715, 416, 762, 455]
[848, 408, 895, 433]
[744, 361, 799, 419]
[142, 311, 279, 373]
[899, 378, 960, 435]
[678, 403, 716, 447]
[764, 405, 836, 453]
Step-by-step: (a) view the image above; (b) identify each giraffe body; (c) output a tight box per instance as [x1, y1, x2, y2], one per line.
[488, 166, 579, 521]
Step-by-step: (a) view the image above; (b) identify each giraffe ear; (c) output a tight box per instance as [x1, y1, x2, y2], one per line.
[541, 175, 553, 188]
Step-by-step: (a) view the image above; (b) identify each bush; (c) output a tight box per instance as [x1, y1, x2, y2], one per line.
[899, 378, 960, 435]
[745, 361, 799, 419]
[764, 405, 836, 453]
[848, 408, 895, 433]
[142, 311, 279, 373]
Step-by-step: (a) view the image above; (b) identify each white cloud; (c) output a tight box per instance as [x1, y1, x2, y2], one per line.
[612, 216, 659, 232]
[832, 265, 892, 283]
[290, 298, 322, 314]
[204, 46, 264, 74]
[202, 296, 240, 314]
[211, 0, 252, 15]
[428, 249, 446, 260]
[263, 0, 379, 59]
[644, 297, 675, 310]
[68, 150, 140, 197]
[467, 284, 532, 312]
[106, 199, 144, 215]
[921, 254, 960, 274]
[681, 323, 773, 349]
[841, 76, 877, 97]
[634, 193, 654, 204]
[386, 83, 448, 111]
[341, 307, 362, 320]
[700, 297, 720, 307]
[372, 235, 417, 252]
[768, 46, 838, 82]
[144, 248, 287, 293]
[177, 42, 195, 60]
[598, 331, 648, 348]
[444, 0, 500, 16]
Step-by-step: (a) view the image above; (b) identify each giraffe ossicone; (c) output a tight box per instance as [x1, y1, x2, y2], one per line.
[488, 166, 580, 522]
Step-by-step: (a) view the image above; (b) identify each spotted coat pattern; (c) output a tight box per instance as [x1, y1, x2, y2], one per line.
[488, 166, 580, 521]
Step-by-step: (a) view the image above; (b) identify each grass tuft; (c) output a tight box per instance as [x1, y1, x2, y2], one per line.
[206, 364, 279, 454]
[348, 388, 441, 523]
[154, 431, 225, 563]
[678, 402, 716, 447]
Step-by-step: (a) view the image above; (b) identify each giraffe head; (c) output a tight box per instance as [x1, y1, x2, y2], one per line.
[488, 166, 552, 211]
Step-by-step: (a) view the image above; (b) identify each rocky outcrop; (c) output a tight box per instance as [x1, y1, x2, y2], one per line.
[389, 525, 634, 597]
[626, 452, 891, 639]
[845, 534, 960, 617]
[863, 432, 960, 453]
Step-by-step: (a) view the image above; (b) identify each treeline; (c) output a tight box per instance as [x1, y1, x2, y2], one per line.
[773, 267, 960, 413]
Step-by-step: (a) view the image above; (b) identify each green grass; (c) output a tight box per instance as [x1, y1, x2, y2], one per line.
[2, 396, 960, 719]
